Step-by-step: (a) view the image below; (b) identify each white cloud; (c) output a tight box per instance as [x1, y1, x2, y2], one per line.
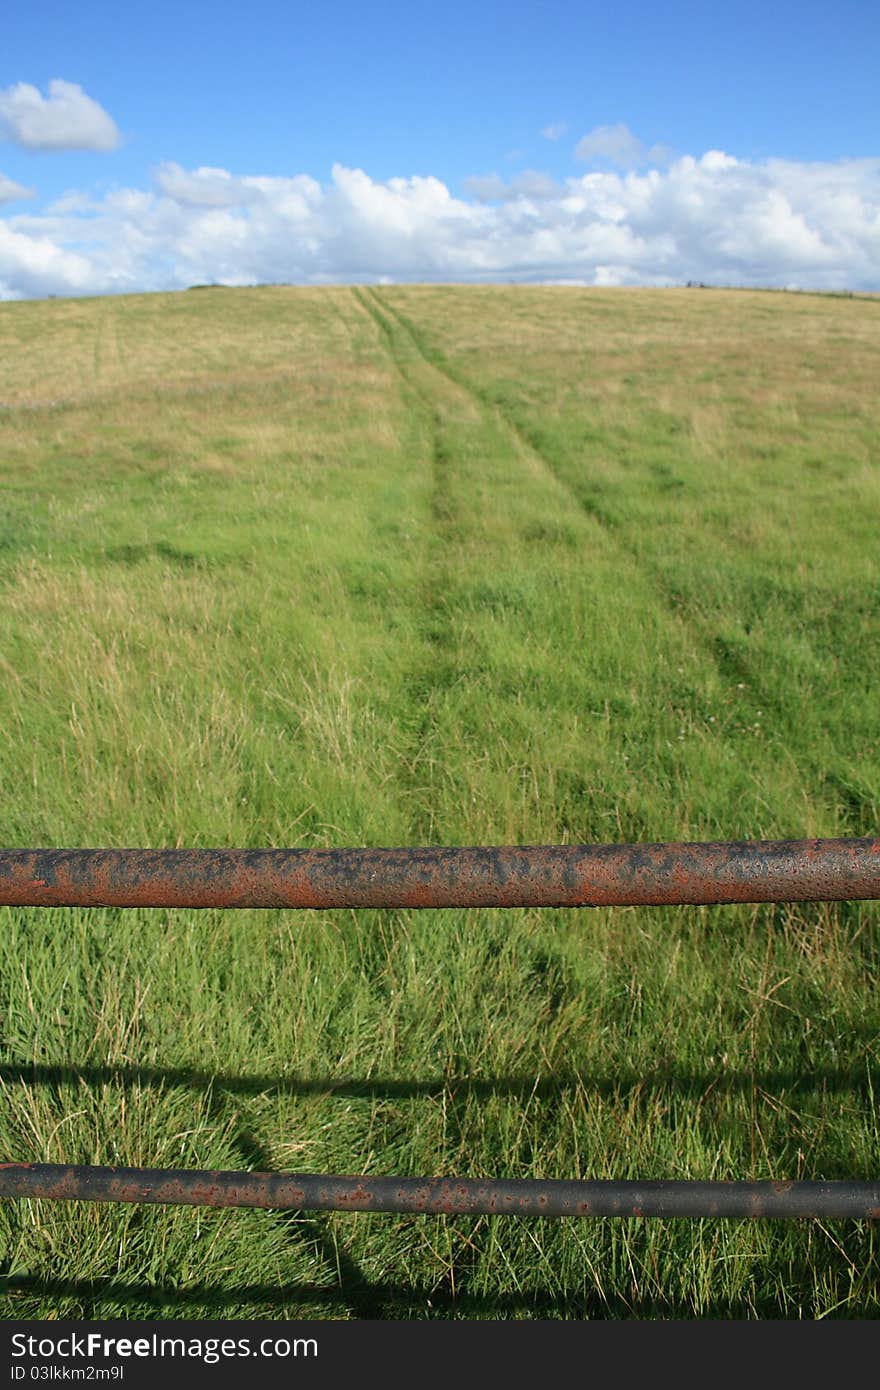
[0, 80, 120, 152]
[156, 162, 262, 208]
[575, 123, 674, 169]
[1, 150, 878, 299]
[46, 189, 97, 214]
[0, 172, 33, 204]
[0, 220, 110, 300]
[541, 122, 567, 142]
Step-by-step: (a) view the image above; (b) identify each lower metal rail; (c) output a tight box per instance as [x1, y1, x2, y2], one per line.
[0, 1166, 878, 1219]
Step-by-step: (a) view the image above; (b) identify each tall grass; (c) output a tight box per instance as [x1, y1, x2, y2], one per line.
[0, 285, 877, 1318]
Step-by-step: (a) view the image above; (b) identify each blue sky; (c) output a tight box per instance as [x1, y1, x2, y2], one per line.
[1, 0, 878, 297]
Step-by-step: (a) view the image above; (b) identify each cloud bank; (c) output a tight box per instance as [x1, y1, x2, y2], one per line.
[1, 148, 878, 299]
[0, 80, 121, 152]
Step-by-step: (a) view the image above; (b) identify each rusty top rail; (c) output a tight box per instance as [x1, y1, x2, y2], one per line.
[0, 837, 877, 908]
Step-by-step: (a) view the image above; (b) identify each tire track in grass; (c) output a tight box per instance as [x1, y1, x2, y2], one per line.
[356, 286, 660, 839]
[372, 291, 866, 838]
[351, 286, 474, 842]
[364, 286, 713, 843]
[372, 290, 727, 632]
[91, 299, 125, 392]
[369, 289, 755, 836]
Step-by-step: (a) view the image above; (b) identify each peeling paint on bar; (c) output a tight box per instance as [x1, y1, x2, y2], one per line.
[0, 837, 878, 909]
[0, 1166, 878, 1218]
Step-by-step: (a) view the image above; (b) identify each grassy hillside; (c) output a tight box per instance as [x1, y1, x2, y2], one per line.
[0, 284, 878, 1318]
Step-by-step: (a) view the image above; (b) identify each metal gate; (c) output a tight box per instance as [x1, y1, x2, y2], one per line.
[2, 837, 878, 1220]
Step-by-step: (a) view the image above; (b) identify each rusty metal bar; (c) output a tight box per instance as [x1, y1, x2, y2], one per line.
[0, 1165, 877, 1218]
[0, 838, 878, 909]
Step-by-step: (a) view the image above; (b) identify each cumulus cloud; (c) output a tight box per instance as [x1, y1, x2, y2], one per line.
[155, 162, 264, 208]
[541, 122, 567, 142]
[0, 220, 111, 300]
[575, 123, 673, 169]
[0, 80, 121, 152]
[1, 149, 878, 299]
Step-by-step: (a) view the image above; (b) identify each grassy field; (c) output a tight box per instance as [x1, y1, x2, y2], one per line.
[0, 283, 878, 1318]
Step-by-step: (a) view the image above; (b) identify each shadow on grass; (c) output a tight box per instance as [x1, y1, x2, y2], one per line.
[3, 1059, 877, 1320]
[0, 1060, 875, 1101]
[4, 1271, 865, 1319]
[221, 1117, 383, 1319]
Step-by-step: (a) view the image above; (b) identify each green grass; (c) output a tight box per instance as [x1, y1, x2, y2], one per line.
[0, 284, 878, 1318]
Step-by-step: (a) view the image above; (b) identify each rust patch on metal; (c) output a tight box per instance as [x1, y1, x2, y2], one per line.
[0, 1166, 878, 1220]
[0, 838, 878, 909]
